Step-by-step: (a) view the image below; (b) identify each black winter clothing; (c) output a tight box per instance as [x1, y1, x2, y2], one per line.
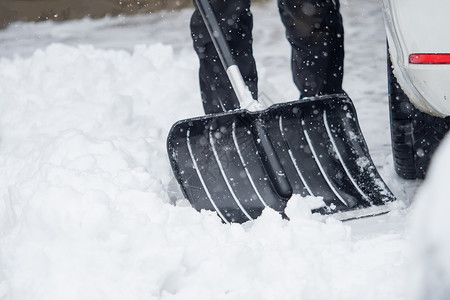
[190, 0, 344, 114]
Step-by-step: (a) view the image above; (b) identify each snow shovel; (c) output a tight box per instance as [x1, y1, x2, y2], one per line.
[167, 0, 396, 223]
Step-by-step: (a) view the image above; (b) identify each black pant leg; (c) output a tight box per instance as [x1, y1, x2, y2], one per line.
[190, 0, 257, 114]
[278, 0, 344, 98]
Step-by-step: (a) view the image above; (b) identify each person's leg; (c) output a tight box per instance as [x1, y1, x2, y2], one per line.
[278, 0, 344, 98]
[190, 0, 257, 114]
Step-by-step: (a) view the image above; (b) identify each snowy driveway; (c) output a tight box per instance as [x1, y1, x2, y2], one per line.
[0, 0, 423, 299]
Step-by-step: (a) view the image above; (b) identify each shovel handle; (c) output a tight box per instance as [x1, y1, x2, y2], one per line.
[194, 0, 253, 106]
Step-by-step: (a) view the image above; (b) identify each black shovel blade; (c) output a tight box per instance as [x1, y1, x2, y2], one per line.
[167, 94, 396, 223]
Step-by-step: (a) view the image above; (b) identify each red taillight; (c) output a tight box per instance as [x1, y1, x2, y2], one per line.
[409, 53, 450, 64]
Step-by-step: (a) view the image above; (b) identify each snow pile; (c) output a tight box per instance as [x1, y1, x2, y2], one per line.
[0, 43, 409, 299]
[411, 133, 450, 300]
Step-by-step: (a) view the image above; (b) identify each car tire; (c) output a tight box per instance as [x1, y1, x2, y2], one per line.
[388, 52, 450, 179]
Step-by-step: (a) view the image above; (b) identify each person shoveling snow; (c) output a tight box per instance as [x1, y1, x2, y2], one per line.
[167, 0, 395, 223]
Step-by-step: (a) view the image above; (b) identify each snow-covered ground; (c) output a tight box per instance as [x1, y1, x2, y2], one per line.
[0, 0, 446, 299]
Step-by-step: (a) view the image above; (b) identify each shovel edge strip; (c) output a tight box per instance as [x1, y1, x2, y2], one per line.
[328, 202, 397, 222]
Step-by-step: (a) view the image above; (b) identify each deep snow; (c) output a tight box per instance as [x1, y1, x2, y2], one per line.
[0, 0, 446, 299]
